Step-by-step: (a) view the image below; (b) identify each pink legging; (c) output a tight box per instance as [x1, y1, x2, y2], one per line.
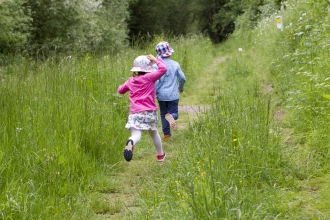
[129, 128, 163, 154]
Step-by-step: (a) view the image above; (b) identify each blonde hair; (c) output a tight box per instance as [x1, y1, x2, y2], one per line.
[133, 72, 146, 77]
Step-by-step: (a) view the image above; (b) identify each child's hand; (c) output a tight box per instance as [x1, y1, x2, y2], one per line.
[147, 54, 156, 62]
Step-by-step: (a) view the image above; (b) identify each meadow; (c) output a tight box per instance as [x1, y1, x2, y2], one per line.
[0, 0, 329, 219]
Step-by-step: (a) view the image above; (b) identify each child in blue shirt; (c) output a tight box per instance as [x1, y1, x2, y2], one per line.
[155, 41, 186, 140]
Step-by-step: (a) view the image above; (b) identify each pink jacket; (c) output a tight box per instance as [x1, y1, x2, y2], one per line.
[118, 58, 167, 114]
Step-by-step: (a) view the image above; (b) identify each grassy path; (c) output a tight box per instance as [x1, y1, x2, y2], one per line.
[95, 55, 226, 219]
[97, 115, 195, 219]
[93, 46, 330, 218]
[93, 47, 330, 219]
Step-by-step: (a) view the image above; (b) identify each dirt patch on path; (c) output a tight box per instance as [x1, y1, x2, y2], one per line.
[179, 105, 210, 113]
[177, 105, 210, 129]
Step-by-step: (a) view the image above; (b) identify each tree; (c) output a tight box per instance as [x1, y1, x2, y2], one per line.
[193, 0, 244, 43]
[127, 0, 195, 44]
[24, 0, 81, 53]
[0, 0, 31, 53]
[194, 0, 284, 43]
[13, 0, 130, 56]
[161, 0, 194, 36]
[234, 0, 283, 36]
[128, 0, 161, 39]
[80, 0, 129, 53]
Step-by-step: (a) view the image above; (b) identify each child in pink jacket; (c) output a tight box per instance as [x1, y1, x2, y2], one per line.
[118, 54, 167, 162]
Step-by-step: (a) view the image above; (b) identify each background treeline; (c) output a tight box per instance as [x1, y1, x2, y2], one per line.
[0, 0, 283, 59]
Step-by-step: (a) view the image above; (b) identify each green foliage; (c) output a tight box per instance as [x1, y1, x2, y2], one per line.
[0, 0, 287, 56]
[128, 0, 195, 43]
[233, 0, 330, 177]
[0, 0, 31, 53]
[235, 0, 281, 36]
[95, 0, 129, 53]
[193, 0, 281, 43]
[0, 0, 129, 57]
[27, 0, 129, 55]
[25, 0, 81, 54]
[210, 0, 241, 43]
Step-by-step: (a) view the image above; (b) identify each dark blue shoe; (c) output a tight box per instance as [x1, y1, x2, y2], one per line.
[124, 139, 134, 162]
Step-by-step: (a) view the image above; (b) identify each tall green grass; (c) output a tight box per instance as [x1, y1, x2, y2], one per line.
[246, 0, 330, 177]
[0, 34, 217, 218]
[136, 43, 296, 219]
[128, 0, 330, 219]
[1, 0, 329, 218]
[0, 52, 134, 218]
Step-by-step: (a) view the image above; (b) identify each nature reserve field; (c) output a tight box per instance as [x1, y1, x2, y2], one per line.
[1, 0, 330, 219]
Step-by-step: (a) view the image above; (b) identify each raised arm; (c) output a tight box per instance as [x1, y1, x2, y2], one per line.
[147, 55, 167, 82]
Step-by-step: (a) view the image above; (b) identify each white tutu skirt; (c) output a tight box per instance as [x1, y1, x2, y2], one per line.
[125, 110, 158, 130]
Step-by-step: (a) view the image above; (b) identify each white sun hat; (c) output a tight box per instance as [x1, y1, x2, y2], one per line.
[130, 55, 154, 72]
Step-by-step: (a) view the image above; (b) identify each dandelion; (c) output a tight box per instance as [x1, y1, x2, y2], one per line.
[233, 138, 237, 142]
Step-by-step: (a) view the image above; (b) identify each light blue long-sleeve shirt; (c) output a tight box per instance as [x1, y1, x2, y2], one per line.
[155, 57, 186, 101]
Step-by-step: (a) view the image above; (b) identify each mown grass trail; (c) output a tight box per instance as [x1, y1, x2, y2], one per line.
[98, 81, 213, 219]
[97, 41, 330, 219]
[94, 51, 227, 219]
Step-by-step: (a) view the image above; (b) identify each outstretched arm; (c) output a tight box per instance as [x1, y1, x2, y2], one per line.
[118, 80, 130, 94]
